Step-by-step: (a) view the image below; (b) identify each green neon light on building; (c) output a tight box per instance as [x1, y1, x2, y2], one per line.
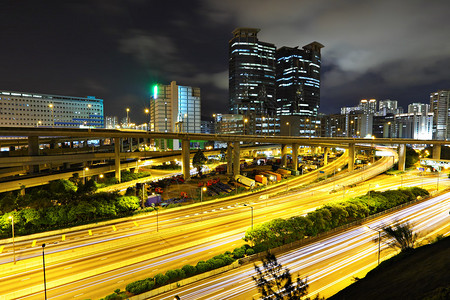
[153, 85, 158, 99]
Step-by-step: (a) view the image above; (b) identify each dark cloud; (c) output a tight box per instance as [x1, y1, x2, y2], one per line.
[0, 0, 449, 121]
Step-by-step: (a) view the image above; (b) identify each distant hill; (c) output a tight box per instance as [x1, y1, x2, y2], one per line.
[329, 236, 450, 300]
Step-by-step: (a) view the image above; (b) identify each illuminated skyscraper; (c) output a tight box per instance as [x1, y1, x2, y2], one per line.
[430, 90, 450, 140]
[229, 28, 276, 131]
[276, 42, 323, 136]
[149, 81, 201, 133]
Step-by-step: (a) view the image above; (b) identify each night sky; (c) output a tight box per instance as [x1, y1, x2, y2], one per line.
[1, 0, 449, 124]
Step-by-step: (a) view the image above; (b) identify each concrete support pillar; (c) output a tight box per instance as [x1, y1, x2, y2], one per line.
[70, 141, 74, 148]
[227, 142, 233, 176]
[433, 144, 441, 160]
[398, 144, 406, 171]
[292, 143, 299, 171]
[114, 137, 121, 182]
[348, 143, 355, 171]
[323, 147, 329, 166]
[370, 147, 376, 163]
[129, 138, 133, 152]
[28, 136, 39, 156]
[233, 141, 240, 178]
[182, 139, 191, 181]
[28, 136, 40, 173]
[281, 144, 288, 167]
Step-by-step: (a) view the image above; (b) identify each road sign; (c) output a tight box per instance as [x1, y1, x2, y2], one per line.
[319, 171, 325, 174]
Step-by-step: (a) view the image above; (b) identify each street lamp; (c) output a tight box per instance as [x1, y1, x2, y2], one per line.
[366, 226, 381, 265]
[200, 186, 207, 220]
[42, 243, 48, 299]
[144, 108, 150, 131]
[243, 118, 248, 135]
[8, 215, 15, 264]
[48, 103, 54, 128]
[36, 120, 42, 127]
[243, 204, 254, 229]
[87, 104, 92, 127]
[126, 108, 130, 126]
[83, 167, 89, 185]
[286, 122, 291, 136]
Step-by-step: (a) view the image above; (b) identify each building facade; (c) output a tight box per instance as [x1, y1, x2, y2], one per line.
[0, 90, 103, 128]
[275, 43, 323, 136]
[149, 81, 201, 133]
[430, 90, 450, 140]
[228, 28, 276, 134]
[105, 116, 118, 129]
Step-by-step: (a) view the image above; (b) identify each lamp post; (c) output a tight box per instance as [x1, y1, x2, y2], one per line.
[437, 167, 440, 191]
[243, 118, 248, 135]
[83, 167, 89, 185]
[145, 108, 150, 131]
[8, 215, 15, 264]
[48, 104, 54, 128]
[286, 122, 291, 136]
[366, 226, 381, 265]
[126, 108, 130, 127]
[87, 104, 92, 127]
[155, 207, 159, 232]
[243, 204, 254, 229]
[42, 243, 48, 299]
[262, 116, 266, 135]
[36, 120, 42, 127]
[200, 186, 207, 220]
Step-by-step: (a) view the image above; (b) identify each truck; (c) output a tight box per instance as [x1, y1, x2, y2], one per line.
[255, 174, 268, 185]
[145, 194, 162, 207]
[234, 175, 255, 188]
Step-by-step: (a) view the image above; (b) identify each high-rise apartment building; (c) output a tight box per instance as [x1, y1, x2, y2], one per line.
[0, 90, 103, 128]
[378, 99, 402, 116]
[229, 28, 276, 123]
[275, 43, 323, 136]
[430, 90, 450, 140]
[359, 99, 377, 114]
[149, 81, 201, 134]
[408, 103, 429, 114]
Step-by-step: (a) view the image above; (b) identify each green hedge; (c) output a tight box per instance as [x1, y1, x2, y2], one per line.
[124, 249, 241, 296]
[243, 187, 429, 250]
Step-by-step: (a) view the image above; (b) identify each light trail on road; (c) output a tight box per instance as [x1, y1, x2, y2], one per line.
[153, 192, 449, 300]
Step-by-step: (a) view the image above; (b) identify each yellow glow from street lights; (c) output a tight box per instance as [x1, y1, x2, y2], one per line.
[48, 104, 53, 108]
[126, 108, 130, 112]
[202, 186, 207, 192]
[85, 167, 89, 171]
[145, 108, 149, 114]
[99, 174, 104, 178]
[244, 118, 248, 123]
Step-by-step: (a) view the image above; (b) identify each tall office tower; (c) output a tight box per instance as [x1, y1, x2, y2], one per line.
[150, 81, 201, 134]
[430, 90, 450, 140]
[275, 42, 323, 136]
[0, 90, 103, 128]
[359, 99, 377, 114]
[229, 28, 276, 134]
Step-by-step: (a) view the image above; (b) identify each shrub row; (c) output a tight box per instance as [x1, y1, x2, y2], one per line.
[243, 187, 429, 252]
[123, 251, 241, 296]
[0, 179, 141, 238]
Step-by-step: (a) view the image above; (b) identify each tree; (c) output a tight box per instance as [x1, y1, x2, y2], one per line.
[192, 149, 207, 177]
[381, 222, 418, 252]
[252, 252, 308, 299]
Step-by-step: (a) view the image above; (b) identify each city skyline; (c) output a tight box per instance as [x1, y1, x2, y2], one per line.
[1, 0, 449, 123]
